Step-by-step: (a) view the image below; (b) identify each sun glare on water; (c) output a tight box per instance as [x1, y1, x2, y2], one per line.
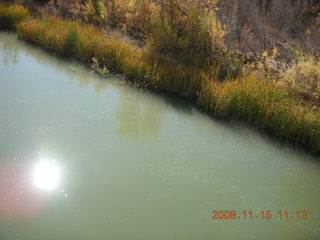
[33, 160, 60, 191]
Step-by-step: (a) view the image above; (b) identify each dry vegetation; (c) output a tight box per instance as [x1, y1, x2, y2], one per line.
[280, 54, 320, 104]
[0, 1, 320, 154]
[0, 3, 29, 29]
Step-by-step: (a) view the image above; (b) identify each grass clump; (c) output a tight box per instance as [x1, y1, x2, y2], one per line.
[0, 3, 29, 30]
[63, 25, 80, 56]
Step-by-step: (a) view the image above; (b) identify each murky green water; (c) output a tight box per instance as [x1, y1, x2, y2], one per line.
[0, 32, 319, 240]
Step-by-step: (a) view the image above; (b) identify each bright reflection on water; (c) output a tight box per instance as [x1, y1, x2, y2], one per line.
[0, 32, 320, 240]
[33, 159, 60, 191]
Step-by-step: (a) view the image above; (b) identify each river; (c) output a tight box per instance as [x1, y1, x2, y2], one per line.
[0, 32, 319, 240]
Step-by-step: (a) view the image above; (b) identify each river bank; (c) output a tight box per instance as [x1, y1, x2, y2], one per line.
[1, 3, 320, 155]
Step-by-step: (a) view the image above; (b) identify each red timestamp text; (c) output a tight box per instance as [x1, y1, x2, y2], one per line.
[211, 210, 309, 220]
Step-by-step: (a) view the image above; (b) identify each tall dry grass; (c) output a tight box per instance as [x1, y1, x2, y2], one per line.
[200, 75, 320, 152]
[0, 3, 29, 30]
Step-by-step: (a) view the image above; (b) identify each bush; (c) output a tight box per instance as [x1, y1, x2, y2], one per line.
[85, 0, 105, 24]
[0, 3, 29, 30]
[280, 54, 320, 103]
[146, 8, 242, 80]
[147, 12, 214, 69]
[91, 0, 103, 18]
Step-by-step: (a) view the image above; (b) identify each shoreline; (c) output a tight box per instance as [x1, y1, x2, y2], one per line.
[1, 3, 320, 155]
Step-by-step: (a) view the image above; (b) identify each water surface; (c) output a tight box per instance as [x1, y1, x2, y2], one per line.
[0, 32, 319, 240]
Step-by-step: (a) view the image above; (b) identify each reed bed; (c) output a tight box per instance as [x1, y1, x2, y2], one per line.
[0, 3, 319, 154]
[199, 76, 320, 152]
